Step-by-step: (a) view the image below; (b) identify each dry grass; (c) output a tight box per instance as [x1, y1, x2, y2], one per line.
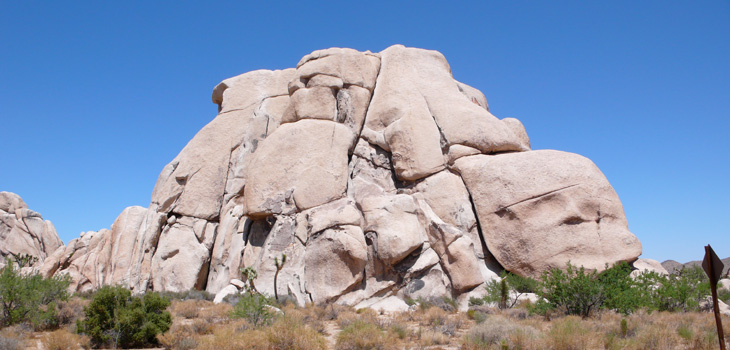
[41, 329, 90, 350]
[197, 300, 232, 322]
[336, 319, 402, 350]
[6, 293, 730, 350]
[56, 297, 88, 326]
[171, 299, 208, 319]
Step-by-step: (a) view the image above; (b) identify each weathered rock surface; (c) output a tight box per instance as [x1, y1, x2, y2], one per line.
[32, 46, 643, 307]
[454, 150, 642, 278]
[631, 258, 668, 278]
[0, 192, 62, 268]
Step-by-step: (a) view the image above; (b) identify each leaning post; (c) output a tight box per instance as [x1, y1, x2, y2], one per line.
[703, 244, 726, 350]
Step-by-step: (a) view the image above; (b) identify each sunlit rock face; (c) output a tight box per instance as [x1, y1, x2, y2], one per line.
[0, 191, 63, 270]
[38, 46, 641, 306]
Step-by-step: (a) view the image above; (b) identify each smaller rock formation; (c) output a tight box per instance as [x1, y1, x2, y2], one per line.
[630, 258, 668, 278]
[0, 192, 63, 268]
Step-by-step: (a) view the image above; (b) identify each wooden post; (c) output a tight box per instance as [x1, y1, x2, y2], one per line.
[703, 245, 726, 350]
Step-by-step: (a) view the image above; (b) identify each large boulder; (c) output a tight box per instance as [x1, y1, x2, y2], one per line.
[0, 192, 63, 267]
[454, 150, 642, 278]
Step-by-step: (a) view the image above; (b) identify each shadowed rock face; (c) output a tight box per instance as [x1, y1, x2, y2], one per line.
[26, 45, 640, 307]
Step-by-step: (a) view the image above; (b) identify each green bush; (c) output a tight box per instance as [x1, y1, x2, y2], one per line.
[537, 263, 604, 317]
[76, 285, 171, 348]
[535, 261, 712, 317]
[481, 271, 538, 309]
[598, 261, 653, 314]
[229, 292, 276, 327]
[0, 259, 70, 329]
[648, 266, 710, 312]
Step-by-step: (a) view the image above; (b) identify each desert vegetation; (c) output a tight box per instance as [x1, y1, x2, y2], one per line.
[1, 260, 728, 350]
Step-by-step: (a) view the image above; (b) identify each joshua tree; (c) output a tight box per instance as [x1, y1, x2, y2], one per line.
[240, 266, 259, 294]
[273, 254, 287, 302]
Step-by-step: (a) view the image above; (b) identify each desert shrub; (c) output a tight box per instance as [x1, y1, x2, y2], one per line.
[417, 329, 450, 346]
[546, 316, 595, 350]
[632, 322, 678, 350]
[415, 296, 456, 312]
[467, 309, 488, 324]
[170, 299, 202, 319]
[157, 324, 198, 350]
[42, 328, 90, 350]
[265, 314, 327, 350]
[0, 259, 71, 329]
[598, 261, 651, 314]
[648, 266, 710, 312]
[336, 320, 400, 350]
[199, 301, 231, 322]
[161, 289, 214, 301]
[463, 315, 536, 350]
[538, 263, 604, 317]
[424, 307, 448, 327]
[0, 334, 21, 350]
[481, 272, 538, 309]
[229, 292, 276, 327]
[196, 324, 269, 350]
[76, 285, 171, 348]
[389, 322, 408, 340]
[57, 297, 88, 326]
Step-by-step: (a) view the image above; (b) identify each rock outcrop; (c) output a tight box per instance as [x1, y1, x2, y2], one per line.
[0, 192, 63, 269]
[37, 45, 642, 305]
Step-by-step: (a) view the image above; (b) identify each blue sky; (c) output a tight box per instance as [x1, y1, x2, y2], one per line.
[1, 1, 728, 263]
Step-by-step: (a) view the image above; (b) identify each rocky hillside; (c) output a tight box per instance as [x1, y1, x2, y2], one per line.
[662, 257, 730, 277]
[3, 46, 643, 309]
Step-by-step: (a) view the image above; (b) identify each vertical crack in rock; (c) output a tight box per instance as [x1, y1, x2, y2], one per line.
[460, 174, 506, 274]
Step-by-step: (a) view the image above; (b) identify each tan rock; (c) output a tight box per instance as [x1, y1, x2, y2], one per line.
[212, 69, 295, 113]
[305, 225, 367, 304]
[240, 215, 308, 304]
[502, 118, 531, 151]
[446, 144, 481, 165]
[456, 81, 489, 111]
[243, 120, 355, 217]
[151, 217, 212, 292]
[420, 206, 483, 292]
[347, 139, 396, 205]
[336, 85, 371, 136]
[214, 285, 239, 304]
[631, 258, 668, 278]
[454, 150, 642, 278]
[408, 171, 482, 258]
[295, 198, 363, 244]
[206, 204, 248, 294]
[367, 45, 526, 155]
[361, 195, 426, 265]
[384, 111, 445, 181]
[296, 48, 380, 91]
[0, 192, 27, 213]
[291, 86, 337, 121]
[107, 206, 147, 286]
[0, 192, 62, 263]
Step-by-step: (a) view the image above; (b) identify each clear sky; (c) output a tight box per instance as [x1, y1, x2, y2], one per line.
[1, 1, 728, 263]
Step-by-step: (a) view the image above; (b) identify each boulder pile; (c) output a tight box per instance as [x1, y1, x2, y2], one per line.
[5, 46, 643, 308]
[0, 191, 63, 270]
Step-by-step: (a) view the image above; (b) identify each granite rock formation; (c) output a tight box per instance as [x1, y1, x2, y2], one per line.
[0, 191, 63, 269]
[26, 46, 642, 307]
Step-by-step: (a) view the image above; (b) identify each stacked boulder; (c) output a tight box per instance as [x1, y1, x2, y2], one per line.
[0, 192, 63, 270]
[33, 46, 641, 307]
